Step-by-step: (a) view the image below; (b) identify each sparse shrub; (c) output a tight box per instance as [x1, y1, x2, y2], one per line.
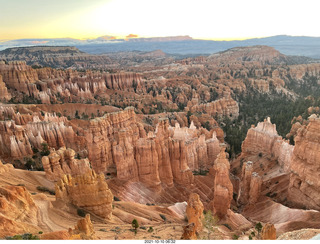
[251, 231, 255, 237]
[38, 231, 43, 234]
[148, 227, 154, 233]
[36, 186, 55, 195]
[255, 222, 262, 233]
[24, 157, 36, 170]
[6, 233, 39, 240]
[113, 196, 120, 201]
[140, 226, 147, 230]
[159, 214, 167, 221]
[201, 210, 218, 240]
[40, 143, 50, 156]
[249, 234, 252, 240]
[233, 234, 239, 240]
[77, 208, 86, 217]
[258, 152, 263, 157]
[132, 219, 139, 234]
[222, 223, 232, 230]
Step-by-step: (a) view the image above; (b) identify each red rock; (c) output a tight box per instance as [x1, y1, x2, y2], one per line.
[55, 170, 113, 219]
[42, 147, 91, 181]
[261, 223, 277, 240]
[186, 193, 204, 233]
[211, 149, 233, 218]
[288, 115, 320, 210]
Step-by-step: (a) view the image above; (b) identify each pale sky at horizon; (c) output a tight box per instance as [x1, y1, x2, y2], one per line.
[0, 0, 319, 41]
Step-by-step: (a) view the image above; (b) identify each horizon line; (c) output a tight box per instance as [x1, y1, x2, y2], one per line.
[1, 34, 320, 43]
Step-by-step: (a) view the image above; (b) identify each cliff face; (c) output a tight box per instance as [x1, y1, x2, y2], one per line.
[42, 147, 91, 181]
[241, 117, 293, 173]
[237, 161, 262, 205]
[0, 74, 11, 100]
[55, 170, 114, 219]
[189, 97, 239, 119]
[0, 112, 76, 160]
[84, 108, 220, 189]
[288, 115, 320, 210]
[0, 61, 143, 103]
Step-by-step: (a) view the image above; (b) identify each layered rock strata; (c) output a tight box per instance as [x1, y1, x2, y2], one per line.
[241, 117, 293, 173]
[210, 149, 233, 218]
[42, 147, 91, 181]
[55, 170, 113, 219]
[288, 115, 320, 210]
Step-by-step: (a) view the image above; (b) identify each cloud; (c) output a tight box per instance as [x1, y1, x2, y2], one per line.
[30, 41, 49, 44]
[126, 34, 138, 39]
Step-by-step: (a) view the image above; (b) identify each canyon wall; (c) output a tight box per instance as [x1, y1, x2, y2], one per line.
[241, 117, 293, 173]
[288, 115, 320, 210]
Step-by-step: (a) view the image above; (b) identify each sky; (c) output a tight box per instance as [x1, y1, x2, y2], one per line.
[0, 0, 320, 41]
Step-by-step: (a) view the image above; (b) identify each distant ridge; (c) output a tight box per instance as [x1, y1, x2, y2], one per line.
[1, 35, 320, 59]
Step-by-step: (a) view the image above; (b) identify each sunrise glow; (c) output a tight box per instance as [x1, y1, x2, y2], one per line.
[0, 0, 319, 41]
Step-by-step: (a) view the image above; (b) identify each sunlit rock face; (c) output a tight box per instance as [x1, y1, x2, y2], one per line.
[55, 170, 114, 220]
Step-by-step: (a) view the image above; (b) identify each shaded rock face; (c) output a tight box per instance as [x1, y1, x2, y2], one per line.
[288, 115, 320, 210]
[0, 74, 11, 101]
[261, 223, 277, 240]
[0, 60, 143, 103]
[237, 162, 262, 206]
[42, 147, 91, 181]
[181, 223, 197, 240]
[241, 117, 293, 173]
[55, 170, 113, 219]
[0, 185, 39, 237]
[189, 97, 239, 119]
[210, 149, 233, 218]
[0, 112, 76, 160]
[186, 193, 204, 233]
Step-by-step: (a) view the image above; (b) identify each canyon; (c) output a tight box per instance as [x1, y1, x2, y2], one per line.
[0, 45, 320, 240]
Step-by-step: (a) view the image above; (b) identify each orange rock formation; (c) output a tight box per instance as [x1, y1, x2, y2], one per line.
[261, 223, 277, 240]
[288, 115, 320, 210]
[42, 147, 91, 181]
[55, 170, 113, 219]
[186, 193, 204, 233]
[210, 149, 233, 218]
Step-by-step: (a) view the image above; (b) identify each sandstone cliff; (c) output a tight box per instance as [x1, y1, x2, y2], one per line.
[288, 115, 320, 210]
[237, 161, 262, 205]
[241, 117, 293, 173]
[0, 74, 11, 100]
[42, 147, 91, 181]
[55, 170, 113, 219]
